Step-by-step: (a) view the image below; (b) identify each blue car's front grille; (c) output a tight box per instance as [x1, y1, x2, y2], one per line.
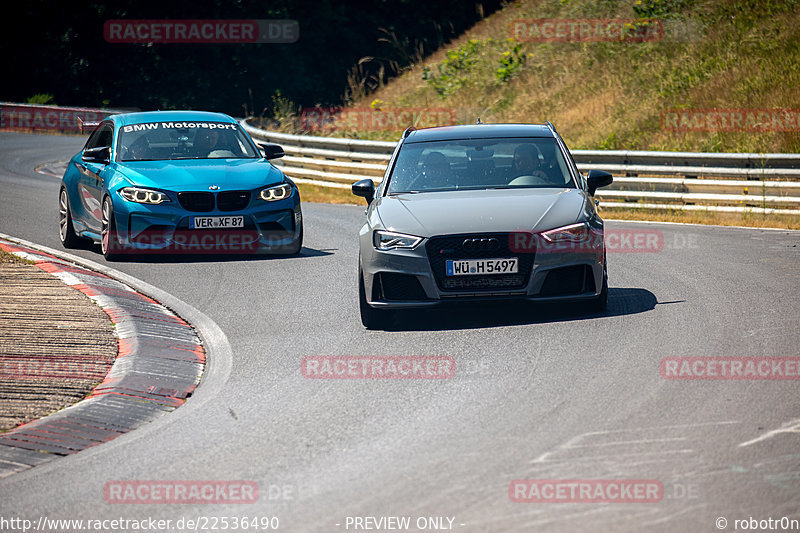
[178, 192, 215, 212]
[217, 191, 250, 211]
[426, 233, 535, 292]
[177, 191, 251, 212]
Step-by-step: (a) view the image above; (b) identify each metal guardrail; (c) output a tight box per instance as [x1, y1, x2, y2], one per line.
[241, 119, 800, 215]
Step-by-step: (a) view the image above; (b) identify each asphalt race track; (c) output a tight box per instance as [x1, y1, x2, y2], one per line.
[0, 131, 798, 532]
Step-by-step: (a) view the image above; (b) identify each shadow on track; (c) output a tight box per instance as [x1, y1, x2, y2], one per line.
[384, 287, 664, 331]
[83, 244, 333, 263]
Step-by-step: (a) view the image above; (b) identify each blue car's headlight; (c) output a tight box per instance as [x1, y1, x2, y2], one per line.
[373, 230, 423, 251]
[119, 187, 170, 205]
[260, 183, 293, 201]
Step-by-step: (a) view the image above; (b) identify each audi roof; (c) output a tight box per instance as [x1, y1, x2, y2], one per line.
[404, 123, 555, 143]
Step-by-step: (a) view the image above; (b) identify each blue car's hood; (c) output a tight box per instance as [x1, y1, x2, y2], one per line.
[114, 159, 284, 191]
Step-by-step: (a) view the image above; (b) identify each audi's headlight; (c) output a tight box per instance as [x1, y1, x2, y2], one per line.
[541, 222, 590, 243]
[119, 187, 170, 204]
[373, 230, 423, 251]
[260, 183, 293, 201]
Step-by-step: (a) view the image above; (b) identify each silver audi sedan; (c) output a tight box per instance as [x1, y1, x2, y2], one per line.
[352, 123, 613, 329]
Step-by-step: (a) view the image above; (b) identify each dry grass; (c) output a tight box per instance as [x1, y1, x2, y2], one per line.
[297, 182, 361, 205]
[0, 249, 34, 264]
[600, 205, 800, 230]
[328, 0, 800, 153]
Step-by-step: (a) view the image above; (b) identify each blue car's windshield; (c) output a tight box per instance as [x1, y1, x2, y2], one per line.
[117, 121, 260, 161]
[386, 138, 575, 194]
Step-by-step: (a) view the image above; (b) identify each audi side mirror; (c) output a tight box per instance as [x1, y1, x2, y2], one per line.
[352, 179, 375, 204]
[586, 169, 613, 196]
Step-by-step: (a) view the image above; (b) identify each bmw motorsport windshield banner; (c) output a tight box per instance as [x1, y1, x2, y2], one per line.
[120, 122, 239, 133]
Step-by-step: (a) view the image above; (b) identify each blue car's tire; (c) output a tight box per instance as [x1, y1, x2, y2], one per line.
[283, 225, 303, 255]
[59, 188, 87, 249]
[100, 196, 122, 261]
[265, 225, 303, 255]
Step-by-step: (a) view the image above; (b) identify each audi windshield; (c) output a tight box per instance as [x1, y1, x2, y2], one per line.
[386, 138, 577, 194]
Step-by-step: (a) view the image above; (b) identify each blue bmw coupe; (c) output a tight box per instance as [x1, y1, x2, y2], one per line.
[59, 110, 302, 259]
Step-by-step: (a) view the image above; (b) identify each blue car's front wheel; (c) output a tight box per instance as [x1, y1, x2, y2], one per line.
[101, 196, 122, 261]
[281, 225, 303, 255]
[59, 188, 84, 249]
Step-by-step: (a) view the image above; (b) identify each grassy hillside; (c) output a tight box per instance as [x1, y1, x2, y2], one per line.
[299, 0, 800, 153]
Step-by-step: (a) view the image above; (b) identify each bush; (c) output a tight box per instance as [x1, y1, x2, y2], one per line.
[25, 94, 55, 105]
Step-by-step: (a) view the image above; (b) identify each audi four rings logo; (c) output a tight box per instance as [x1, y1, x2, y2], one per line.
[462, 238, 500, 251]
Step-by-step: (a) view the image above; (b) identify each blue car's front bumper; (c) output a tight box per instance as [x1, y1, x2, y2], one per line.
[111, 188, 302, 254]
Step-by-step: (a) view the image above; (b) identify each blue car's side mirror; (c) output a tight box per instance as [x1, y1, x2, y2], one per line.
[259, 143, 285, 160]
[82, 146, 111, 164]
